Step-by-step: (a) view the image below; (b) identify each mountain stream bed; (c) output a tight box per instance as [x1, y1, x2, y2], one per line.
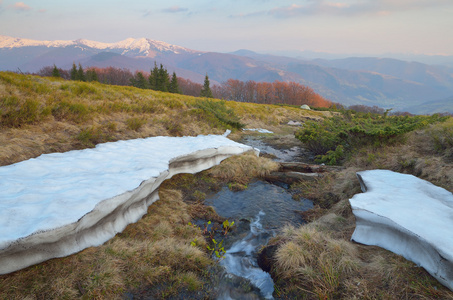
[204, 134, 314, 299]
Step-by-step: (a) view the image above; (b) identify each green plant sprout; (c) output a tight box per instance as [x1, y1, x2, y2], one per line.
[189, 219, 235, 259]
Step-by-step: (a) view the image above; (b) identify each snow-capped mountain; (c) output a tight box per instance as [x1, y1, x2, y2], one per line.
[1, 35, 452, 114]
[0, 35, 200, 58]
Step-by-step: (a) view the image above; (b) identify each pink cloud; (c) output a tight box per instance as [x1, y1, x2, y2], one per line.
[11, 2, 31, 11]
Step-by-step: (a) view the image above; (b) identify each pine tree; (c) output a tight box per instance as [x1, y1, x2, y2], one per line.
[52, 65, 60, 78]
[200, 74, 213, 98]
[86, 68, 98, 82]
[149, 62, 159, 90]
[169, 72, 180, 94]
[149, 63, 171, 92]
[157, 64, 170, 92]
[70, 63, 78, 80]
[77, 63, 85, 81]
[130, 72, 147, 89]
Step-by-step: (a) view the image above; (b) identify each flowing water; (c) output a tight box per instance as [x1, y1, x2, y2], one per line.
[217, 212, 274, 299]
[204, 135, 314, 299]
[205, 181, 313, 299]
[205, 181, 313, 230]
[239, 136, 306, 162]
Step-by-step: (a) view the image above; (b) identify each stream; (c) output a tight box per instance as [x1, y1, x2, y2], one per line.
[205, 135, 314, 299]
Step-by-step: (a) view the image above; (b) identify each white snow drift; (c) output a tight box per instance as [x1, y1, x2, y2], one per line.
[0, 133, 256, 275]
[350, 169, 453, 290]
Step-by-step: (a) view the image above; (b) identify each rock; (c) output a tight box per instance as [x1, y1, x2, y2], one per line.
[287, 120, 302, 126]
[265, 171, 320, 185]
[263, 162, 343, 185]
[350, 169, 453, 291]
[279, 162, 343, 173]
[257, 244, 279, 273]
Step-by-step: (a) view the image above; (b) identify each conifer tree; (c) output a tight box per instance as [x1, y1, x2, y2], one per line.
[157, 64, 170, 92]
[200, 74, 213, 98]
[85, 68, 98, 82]
[52, 65, 60, 78]
[149, 62, 159, 90]
[130, 72, 147, 89]
[169, 72, 180, 94]
[77, 63, 86, 81]
[70, 63, 78, 80]
[149, 62, 171, 92]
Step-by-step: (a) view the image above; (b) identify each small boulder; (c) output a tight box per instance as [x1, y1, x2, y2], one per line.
[287, 120, 302, 126]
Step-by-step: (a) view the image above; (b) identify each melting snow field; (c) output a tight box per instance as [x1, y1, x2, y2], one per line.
[350, 169, 453, 290]
[0, 133, 256, 274]
[242, 128, 273, 134]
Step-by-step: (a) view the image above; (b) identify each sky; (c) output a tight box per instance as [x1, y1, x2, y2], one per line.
[1, 0, 453, 56]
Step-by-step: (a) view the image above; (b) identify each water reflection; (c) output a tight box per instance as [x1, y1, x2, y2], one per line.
[240, 136, 304, 162]
[205, 181, 313, 230]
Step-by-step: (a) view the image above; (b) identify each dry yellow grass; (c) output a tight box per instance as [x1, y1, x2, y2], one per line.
[275, 224, 359, 299]
[272, 120, 453, 299]
[5, 71, 452, 298]
[0, 186, 211, 299]
[207, 152, 279, 184]
[0, 71, 323, 166]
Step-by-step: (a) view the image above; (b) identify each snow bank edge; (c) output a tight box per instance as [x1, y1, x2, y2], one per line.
[0, 146, 257, 275]
[350, 171, 453, 291]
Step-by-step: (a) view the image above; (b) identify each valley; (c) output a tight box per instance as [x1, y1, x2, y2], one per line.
[2, 35, 453, 114]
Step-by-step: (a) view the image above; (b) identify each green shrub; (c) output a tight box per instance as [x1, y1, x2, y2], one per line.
[126, 117, 146, 131]
[51, 101, 91, 123]
[193, 99, 244, 130]
[296, 111, 448, 165]
[429, 118, 453, 160]
[316, 145, 345, 165]
[1, 97, 41, 127]
[71, 82, 98, 96]
[76, 126, 109, 148]
[163, 98, 184, 109]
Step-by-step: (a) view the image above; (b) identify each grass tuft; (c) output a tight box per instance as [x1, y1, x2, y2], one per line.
[207, 152, 279, 184]
[275, 224, 359, 298]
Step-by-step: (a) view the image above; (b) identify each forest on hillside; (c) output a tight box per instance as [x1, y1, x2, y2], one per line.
[37, 64, 332, 108]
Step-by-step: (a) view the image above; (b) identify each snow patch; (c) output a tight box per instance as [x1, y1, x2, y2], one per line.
[0, 134, 257, 274]
[243, 128, 274, 134]
[350, 170, 453, 290]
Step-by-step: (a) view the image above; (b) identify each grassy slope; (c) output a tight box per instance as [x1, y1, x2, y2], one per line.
[273, 118, 453, 299]
[0, 72, 319, 299]
[2, 72, 453, 299]
[0, 72, 328, 166]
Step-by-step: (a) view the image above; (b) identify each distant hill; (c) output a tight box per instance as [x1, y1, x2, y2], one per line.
[405, 96, 453, 115]
[311, 57, 453, 89]
[1, 35, 453, 114]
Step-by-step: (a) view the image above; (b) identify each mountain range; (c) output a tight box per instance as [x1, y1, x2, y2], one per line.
[1, 35, 452, 114]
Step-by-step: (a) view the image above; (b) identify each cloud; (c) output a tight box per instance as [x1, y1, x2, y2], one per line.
[162, 6, 188, 13]
[10, 2, 31, 11]
[268, 0, 452, 18]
